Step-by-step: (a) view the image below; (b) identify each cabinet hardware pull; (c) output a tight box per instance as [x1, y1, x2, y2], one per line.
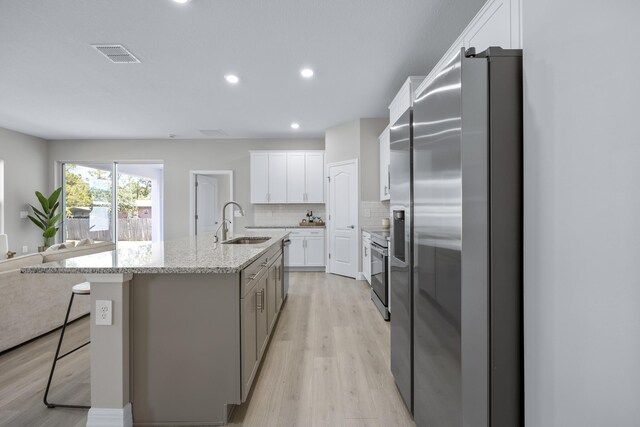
[256, 290, 263, 310]
[261, 290, 265, 312]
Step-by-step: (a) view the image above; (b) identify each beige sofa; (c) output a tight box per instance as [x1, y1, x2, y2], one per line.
[0, 241, 115, 353]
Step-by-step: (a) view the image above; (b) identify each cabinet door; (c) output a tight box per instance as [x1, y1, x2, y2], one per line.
[304, 236, 325, 266]
[251, 153, 270, 204]
[286, 153, 306, 203]
[305, 152, 325, 203]
[379, 127, 390, 201]
[287, 235, 306, 266]
[275, 257, 283, 313]
[241, 286, 258, 401]
[363, 238, 371, 283]
[267, 263, 277, 333]
[268, 153, 288, 203]
[256, 276, 269, 358]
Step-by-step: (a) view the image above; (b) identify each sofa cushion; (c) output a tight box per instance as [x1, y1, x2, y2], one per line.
[42, 241, 115, 263]
[0, 253, 44, 273]
[44, 242, 74, 252]
[74, 238, 94, 247]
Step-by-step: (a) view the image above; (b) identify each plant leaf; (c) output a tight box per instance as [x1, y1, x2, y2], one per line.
[48, 212, 62, 227]
[35, 191, 49, 212]
[30, 205, 48, 222]
[50, 201, 59, 215]
[48, 187, 62, 208]
[27, 215, 45, 230]
[43, 227, 57, 238]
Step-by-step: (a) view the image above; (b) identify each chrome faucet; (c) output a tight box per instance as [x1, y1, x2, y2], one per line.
[216, 201, 245, 242]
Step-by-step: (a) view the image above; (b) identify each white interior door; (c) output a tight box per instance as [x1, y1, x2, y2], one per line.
[328, 161, 358, 278]
[196, 175, 219, 235]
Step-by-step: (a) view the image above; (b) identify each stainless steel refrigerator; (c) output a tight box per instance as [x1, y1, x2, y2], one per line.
[390, 47, 523, 427]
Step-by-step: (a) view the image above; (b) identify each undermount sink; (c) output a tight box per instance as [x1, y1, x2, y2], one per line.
[223, 237, 271, 245]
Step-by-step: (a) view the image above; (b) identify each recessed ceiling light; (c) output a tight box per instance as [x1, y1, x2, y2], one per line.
[225, 74, 240, 84]
[173, 0, 190, 4]
[300, 68, 314, 78]
[291, 123, 300, 129]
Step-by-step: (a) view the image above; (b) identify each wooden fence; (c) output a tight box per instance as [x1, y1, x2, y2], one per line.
[65, 218, 152, 241]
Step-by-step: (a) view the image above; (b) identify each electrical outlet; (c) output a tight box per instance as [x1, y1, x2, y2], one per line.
[95, 300, 113, 326]
[22, 246, 28, 254]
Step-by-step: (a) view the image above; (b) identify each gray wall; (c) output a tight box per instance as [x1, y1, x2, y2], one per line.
[523, 1, 640, 426]
[0, 127, 49, 253]
[359, 118, 389, 202]
[48, 138, 324, 240]
[325, 119, 360, 165]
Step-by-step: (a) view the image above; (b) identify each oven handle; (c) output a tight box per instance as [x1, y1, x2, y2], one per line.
[370, 242, 388, 257]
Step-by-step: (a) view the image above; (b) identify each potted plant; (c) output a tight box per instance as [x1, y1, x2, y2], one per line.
[28, 187, 63, 251]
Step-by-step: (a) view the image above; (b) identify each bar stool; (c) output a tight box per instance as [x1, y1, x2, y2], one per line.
[43, 282, 91, 409]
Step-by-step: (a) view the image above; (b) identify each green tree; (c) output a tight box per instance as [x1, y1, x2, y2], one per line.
[64, 168, 92, 217]
[117, 175, 153, 217]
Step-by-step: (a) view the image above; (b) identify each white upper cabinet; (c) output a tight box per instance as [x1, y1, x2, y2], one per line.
[251, 151, 325, 204]
[388, 77, 425, 126]
[250, 152, 287, 204]
[250, 152, 270, 204]
[379, 126, 390, 201]
[414, 0, 522, 101]
[286, 153, 306, 203]
[268, 153, 288, 203]
[304, 152, 325, 203]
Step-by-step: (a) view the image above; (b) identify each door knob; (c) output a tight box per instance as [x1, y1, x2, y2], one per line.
[348, 225, 355, 229]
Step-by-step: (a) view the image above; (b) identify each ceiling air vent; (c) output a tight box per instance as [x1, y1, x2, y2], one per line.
[91, 44, 141, 63]
[199, 129, 228, 138]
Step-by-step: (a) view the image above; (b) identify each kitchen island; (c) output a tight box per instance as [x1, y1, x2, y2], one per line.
[22, 231, 289, 427]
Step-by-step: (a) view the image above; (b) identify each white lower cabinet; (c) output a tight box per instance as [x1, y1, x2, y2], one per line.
[362, 231, 371, 283]
[288, 229, 325, 268]
[288, 235, 306, 267]
[304, 236, 325, 266]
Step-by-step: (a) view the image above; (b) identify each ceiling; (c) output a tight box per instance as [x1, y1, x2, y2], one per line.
[0, 0, 485, 140]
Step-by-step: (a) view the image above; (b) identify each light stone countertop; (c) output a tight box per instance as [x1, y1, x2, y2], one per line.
[21, 231, 289, 275]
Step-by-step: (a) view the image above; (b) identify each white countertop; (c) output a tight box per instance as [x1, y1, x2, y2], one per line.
[21, 231, 289, 275]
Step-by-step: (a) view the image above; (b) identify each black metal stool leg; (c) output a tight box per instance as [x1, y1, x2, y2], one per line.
[43, 292, 90, 409]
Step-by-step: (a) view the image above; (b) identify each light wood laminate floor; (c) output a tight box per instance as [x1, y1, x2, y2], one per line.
[0, 272, 414, 427]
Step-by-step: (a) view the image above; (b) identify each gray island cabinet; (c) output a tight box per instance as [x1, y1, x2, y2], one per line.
[22, 231, 289, 427]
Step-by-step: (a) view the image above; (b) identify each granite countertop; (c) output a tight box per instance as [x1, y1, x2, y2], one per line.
[21, 231, 289, 275]
[245, 225, 326, 229]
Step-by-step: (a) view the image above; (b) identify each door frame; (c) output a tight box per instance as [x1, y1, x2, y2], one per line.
[326, 159, 359, 277]
[189, 170, 234, 237]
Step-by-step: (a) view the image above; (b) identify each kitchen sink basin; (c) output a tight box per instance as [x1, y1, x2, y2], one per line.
[223, 237, 271, 244]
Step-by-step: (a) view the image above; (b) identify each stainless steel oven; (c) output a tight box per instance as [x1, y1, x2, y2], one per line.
[370, 233, 390, 320]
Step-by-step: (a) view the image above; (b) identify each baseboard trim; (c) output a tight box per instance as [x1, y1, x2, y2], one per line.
[87, 403, 133, 427]
[357, 272, 365, 281]
[287, 266, 325, 272]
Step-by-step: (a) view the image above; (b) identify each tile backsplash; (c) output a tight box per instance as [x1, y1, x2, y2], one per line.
[253, 204, 326, 226]
[252, 201, 388, 229]
[361, 200, 390, 230]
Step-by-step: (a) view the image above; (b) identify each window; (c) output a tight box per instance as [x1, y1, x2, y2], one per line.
[62, 162, 163, 245]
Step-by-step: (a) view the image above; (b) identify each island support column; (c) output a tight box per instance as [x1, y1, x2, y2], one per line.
[86, 273, 134, 427]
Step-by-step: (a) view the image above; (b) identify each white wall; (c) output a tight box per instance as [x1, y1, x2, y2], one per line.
[523, 1, 640, 426]
[0, 127, 49, 253]
[48, 138, 324, 240]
